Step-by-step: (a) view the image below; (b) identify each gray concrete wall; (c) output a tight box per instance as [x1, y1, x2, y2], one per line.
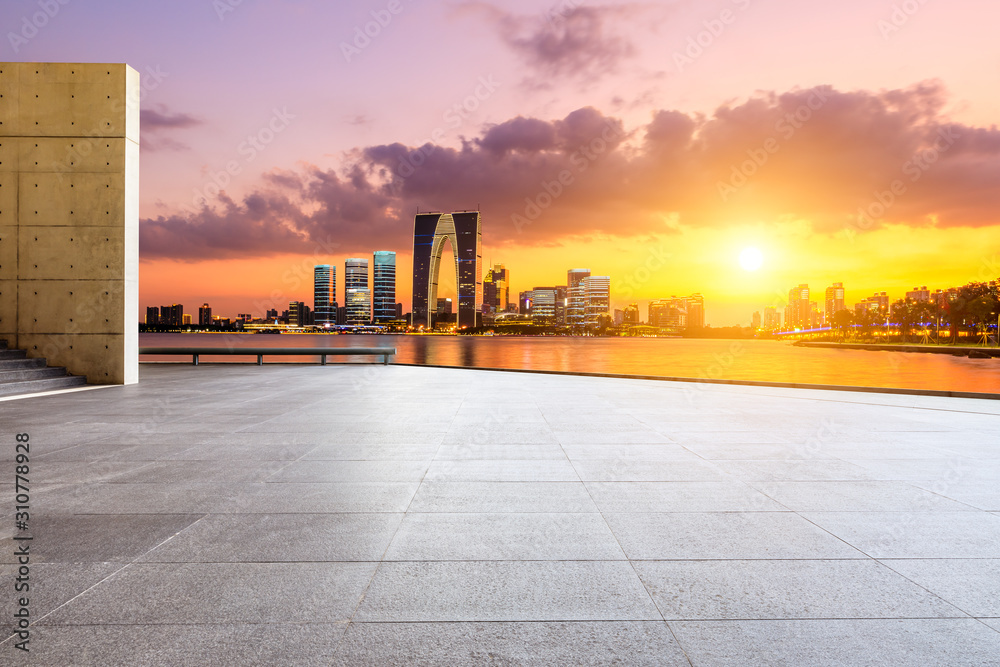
[0, 62, 139, 384]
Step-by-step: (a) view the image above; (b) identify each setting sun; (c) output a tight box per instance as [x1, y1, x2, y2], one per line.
[739, 247, 764, 272]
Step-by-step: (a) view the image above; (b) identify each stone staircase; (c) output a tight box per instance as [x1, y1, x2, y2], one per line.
[0, 340, 88, 397]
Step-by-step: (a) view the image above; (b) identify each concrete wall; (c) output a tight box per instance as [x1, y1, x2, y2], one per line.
[0, 63, 139, 384]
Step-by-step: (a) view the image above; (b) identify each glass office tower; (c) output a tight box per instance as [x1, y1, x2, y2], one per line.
[373, 251, 397, 323]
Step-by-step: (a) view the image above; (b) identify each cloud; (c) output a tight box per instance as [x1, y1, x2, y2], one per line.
[456, 2, 640, 86]
[141, 82, 1000, 261]
[140, 105, 204, 152]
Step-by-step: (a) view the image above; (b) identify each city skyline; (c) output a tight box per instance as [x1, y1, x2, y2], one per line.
[21, 2, 991, 325]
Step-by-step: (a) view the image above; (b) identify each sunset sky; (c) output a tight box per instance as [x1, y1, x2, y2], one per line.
[6, 0, 1000, 325]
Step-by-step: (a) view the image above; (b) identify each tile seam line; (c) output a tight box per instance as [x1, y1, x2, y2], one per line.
[332, 384, 459, 649]
[0, 512, 211, 646]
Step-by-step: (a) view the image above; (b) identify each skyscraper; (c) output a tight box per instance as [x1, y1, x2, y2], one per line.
[146, 306, 159, 326]
[686, 293, 705, 329]
[198, 303, 212, 327]
[582, 275, 610, 329]
[567, 269, 590, 330]
[373, 251, 397, 323]
[313, 265, 337, 326]
[786, 284, 810, 329]
[763, 306, 781, 330]
[412, 211, 482, 329]
[482, 263, 510, 314]
[824, 282, 845, 323]
[346, 258, 371, 324]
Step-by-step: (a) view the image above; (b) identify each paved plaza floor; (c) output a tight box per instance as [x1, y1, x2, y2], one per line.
[2, 363, 1000, 665]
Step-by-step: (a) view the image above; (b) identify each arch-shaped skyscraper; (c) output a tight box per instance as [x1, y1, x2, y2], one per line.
[411, 211, 482, 329]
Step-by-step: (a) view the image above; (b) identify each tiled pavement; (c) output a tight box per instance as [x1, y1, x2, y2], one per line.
[1, 363, 999, 665]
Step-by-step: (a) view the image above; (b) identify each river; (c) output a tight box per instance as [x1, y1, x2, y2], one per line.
[138, 333, 1000, 394]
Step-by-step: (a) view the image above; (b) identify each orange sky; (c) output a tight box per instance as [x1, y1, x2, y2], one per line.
[15, 0, 995, 326]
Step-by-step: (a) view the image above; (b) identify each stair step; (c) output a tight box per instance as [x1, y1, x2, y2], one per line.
[0, 349, 28, 360]
[0, 339, 7, 350]
[0, 367, 69, 382]
[0, 375, 88, 397]
[0, 358, 47, 370]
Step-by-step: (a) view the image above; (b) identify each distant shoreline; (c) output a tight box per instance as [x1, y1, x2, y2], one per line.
[795, 341, 1000, 358]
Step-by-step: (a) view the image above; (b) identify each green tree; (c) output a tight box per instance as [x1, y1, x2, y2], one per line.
[832, 309, 853, 340]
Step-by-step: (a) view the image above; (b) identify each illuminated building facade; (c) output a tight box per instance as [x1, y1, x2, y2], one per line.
[373, 251, 397, 323]
[314, 264, 337, 326]
[412, 211, 482, 329]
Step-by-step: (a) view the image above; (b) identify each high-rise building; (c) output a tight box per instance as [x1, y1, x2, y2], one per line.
[412, 211, 482, 329]
[482, 263, 510, 315]
[182, 313, 192, 326]
[437, 298, 453, 315]
[752, 311, 762, 330]
[786, 284, 810, 329]
[373, 251, 396, 323]
[198, 303, 212, 327]
[289, 301, 311, 327]
[346, 289, 371, 324]
[313, 265, 337, 326]
[145, 306, 159, 326]
[265, 308, 278, 321]
[237, 313, 252, 323]
[906, 286, 931, 302]
[567, 269, 591, 330]
[582, 275, 610, 329]
[855, 291, 889, 316]
[825, 283, 846, 323]
[527, 288, 557, 324]
[686, 294, 705, 329]
[763, 306, 781, 330]
[554, 286, 567, 325]
[159, 304, 184, 327]
[623, 303, 639, 325]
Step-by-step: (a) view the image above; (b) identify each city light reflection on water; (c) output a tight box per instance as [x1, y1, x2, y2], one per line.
[139, 333, 1000, 394]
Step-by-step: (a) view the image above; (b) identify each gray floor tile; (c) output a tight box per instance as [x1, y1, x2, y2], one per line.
[669, 619, 1000, 667]
[434, 444, 568, 460]
[332, 621, 688, 666]
[605, 512, 865, 560]
[634, 560, 962, 620]
[748, 481, 976, 512]
[910, 478, 1000, 511]
[2, 624, 348, 666]
[586, 481, 786, 512]
[107, 460, 287, 484]
[573, 459, 727, 482]
[408, 482, 598, 513]
[714, 459, 877, 481]
[222, 482, 419, 513]
[266, 460, 430, 483]
[0, 563, 120, 636]
[303, 444, 441, 460]
[41, 562, 377, 625]
[354, 561, 661, 622]
[0, 515, 201, 564]
[803, 511, 1000, 558]
[561, 444, 703, 461]
[139, 513, 404, 562]
[384, 513, 625, 561]
[424, 460, 580, 482]
[881, 559, 1000, 617]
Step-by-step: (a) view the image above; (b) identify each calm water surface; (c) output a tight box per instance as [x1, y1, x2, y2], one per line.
[140, 333, 1000, 393]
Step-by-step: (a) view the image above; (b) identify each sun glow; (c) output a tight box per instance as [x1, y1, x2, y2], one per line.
[738, 246, 764, 272]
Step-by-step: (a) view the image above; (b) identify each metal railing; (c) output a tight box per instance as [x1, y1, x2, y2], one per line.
[139, 347, 396, 366]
